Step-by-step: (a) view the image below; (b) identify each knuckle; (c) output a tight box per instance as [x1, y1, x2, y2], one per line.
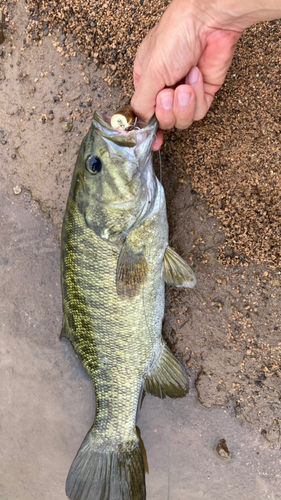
[161, 122, 175, 130]
[156, 110, 175, 131]
[175, 117, 193, 130]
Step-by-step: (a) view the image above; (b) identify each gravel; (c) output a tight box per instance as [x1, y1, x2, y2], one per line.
[25, 0, 168, 93]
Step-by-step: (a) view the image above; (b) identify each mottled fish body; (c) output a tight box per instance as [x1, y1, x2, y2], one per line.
[61, 112, 195, 500]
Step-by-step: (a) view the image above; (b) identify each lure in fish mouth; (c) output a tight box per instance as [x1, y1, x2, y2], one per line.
[61, 109, 196, 500]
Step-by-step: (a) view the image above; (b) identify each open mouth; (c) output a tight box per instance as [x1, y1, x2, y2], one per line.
[99, 112, 148, 130]
[94, 111, 157, 132]
[93, 111, 158, 147]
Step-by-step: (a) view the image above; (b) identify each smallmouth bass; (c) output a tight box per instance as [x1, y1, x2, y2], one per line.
[61, 111, 196, 500]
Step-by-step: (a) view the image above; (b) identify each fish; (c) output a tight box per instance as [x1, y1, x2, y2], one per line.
[60, 111, 196, 500]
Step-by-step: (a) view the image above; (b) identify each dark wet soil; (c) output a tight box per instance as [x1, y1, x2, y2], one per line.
[1, 1, 281, 499]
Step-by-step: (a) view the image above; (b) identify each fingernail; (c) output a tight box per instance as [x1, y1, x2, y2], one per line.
[189, 66, 199, 84]
[178, 90, 190, 107]
[160, 93, 173, 110]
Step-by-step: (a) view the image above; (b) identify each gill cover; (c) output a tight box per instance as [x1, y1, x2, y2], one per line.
[80, 112, 158, 243]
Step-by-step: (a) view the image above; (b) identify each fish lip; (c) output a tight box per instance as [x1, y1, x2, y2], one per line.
[93, 111, 158, 147]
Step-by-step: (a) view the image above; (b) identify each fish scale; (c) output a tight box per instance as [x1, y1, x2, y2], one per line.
[61, 112, 195, 500]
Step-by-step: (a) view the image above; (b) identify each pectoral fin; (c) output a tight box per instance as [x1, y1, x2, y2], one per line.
[163, 245, 196, 288]
[116, 242, 147, 297]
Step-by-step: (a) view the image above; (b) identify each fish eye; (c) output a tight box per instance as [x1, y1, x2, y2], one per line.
[85, 156, 102, 174]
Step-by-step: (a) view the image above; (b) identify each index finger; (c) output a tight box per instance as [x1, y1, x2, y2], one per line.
[131, 61, 165, 123]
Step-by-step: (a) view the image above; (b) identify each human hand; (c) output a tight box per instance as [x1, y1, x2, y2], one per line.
[131, 0, 281, 150]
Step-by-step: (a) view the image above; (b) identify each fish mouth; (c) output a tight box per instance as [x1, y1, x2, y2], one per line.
[95, 112, 155, 130]
[93, 111, 158, 148]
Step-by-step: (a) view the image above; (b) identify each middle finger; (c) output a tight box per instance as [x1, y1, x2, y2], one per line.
[173, 84, 196, 129]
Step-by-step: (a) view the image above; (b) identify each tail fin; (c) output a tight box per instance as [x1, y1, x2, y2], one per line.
[144, 342, 188, 398]
[66, 432, 145, 500]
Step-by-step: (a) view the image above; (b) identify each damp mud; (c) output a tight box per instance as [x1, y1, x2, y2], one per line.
[1, 1, 281, 499]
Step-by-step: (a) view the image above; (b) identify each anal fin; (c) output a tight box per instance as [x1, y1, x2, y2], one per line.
[144, 343, 188, 399]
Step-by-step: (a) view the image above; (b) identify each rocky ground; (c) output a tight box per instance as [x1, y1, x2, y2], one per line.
[1, 0, 281, 499]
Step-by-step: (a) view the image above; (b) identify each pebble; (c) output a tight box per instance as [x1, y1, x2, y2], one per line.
[13, 186, 22, 195]
[65, 92, 81, 102]
[62, 121, 73, 132]
[215, 439, 230, 460]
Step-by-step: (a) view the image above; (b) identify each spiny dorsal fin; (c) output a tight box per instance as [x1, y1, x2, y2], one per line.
[163, 246, 196, 288]
[116, 243, 147, 298]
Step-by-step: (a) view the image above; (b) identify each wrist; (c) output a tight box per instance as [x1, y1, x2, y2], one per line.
[188, 0, 281, 31]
